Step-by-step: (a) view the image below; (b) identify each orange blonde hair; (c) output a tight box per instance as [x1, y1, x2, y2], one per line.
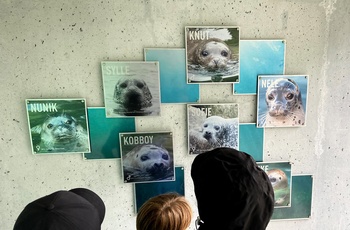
[136, 193, 192, 230]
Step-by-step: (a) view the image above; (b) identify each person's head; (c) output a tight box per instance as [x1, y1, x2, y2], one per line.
[191, 147, 274, 230]
[14, 188, 105, 230]
[136, 193, 192, 230]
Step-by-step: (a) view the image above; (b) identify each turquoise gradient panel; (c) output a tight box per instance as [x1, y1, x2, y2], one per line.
[84, 107, 135, 159]
[239, 123, 264, 162]
[145, 48, 200, 103]
[234, 40, 285, 94]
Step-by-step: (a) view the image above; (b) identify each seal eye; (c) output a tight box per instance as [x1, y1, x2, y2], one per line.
[140, 155, 149, 161]
[120, 82, 127, 88]
[203, 124, 208, 128]
[267, 94, 274, 101]
[286, 93, 294, 100]
[47, 124, 53, 129]
[162, 154, 169, 160]
[221, 50, 228, 57]
[214, 125, 220, 131]
[136, 82, 144, 89]
[201, 50, 209, 57]
[65, 119, 72, 125]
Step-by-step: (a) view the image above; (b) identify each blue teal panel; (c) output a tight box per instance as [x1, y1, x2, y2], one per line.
[239, 123, 264, 161]
[272, 175, 313, 220]
[145, 48, 200, 103]
[134, 167, 185, 213]
[234, 40, 285, 94]
[84, 107, 135, 159]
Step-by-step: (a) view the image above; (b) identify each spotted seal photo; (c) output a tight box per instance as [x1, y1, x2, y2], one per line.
[258, 78, 306, 127]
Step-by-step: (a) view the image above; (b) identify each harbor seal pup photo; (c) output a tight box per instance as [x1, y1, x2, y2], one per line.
[267, 168, 290, 206]
[187, 38, 232, 71]
[113, 77, 153, 116]
[260, 78, 305, 127]
[122, 144, 173, 182]
[189, 116, 238, 154]
[31, 114, 89, 153]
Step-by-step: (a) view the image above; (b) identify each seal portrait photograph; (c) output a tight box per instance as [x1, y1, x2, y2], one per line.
[101, 61, 161, 117]
[119, 132, 174, 183]
[26, 99, 90, 154]
[185, 26, 240, 83]
[257, 75, 308, 128]
[187, 103, 239, 154]
[258, 161, 292, 208]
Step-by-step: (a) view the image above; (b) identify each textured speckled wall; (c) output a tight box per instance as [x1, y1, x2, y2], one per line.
[1, 0, 349, 229]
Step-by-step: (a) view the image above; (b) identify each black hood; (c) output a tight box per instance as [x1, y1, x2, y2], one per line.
[191, 148, 274, 230]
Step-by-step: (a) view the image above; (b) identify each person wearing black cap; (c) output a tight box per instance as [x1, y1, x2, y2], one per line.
[13, 188, 106, 230]
[191, 147, 274, 230]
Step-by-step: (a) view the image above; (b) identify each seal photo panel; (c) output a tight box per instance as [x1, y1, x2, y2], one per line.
[257, 161, 292, 208]
[101, 61, 161, 118]
[185, 26, 240, 84]
[187, 103, 239, 154]
[25, 98, 90, 155]
[119, 131, 174, 184]
[256, 75, 309, 128]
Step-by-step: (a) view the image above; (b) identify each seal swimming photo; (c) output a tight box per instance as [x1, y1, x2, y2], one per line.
[259, 78, 306, 127]
[187, 38, 232, 71]
[31, 114, 89, 153]
[122, 144, 174, 183]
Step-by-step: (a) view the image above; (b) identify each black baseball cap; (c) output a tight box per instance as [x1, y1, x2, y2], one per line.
[14, 188, 105, 230]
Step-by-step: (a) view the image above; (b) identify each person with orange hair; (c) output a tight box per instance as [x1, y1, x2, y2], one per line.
[136, 193, 192, 230]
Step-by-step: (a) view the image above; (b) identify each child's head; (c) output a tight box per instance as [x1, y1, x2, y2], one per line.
[136, 193, 192, 230]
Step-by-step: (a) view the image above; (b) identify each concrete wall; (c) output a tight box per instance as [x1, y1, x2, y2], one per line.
[1, 0, 349, 229]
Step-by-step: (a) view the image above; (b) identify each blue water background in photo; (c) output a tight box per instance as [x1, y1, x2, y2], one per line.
[234, 40, 285, 94]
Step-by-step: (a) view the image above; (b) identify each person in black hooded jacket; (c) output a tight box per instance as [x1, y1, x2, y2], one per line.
[191, 147, 274, 230]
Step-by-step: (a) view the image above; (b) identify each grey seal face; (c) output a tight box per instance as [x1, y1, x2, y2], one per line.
[40, 114, 79, 143]
[123, 144, 173, 181]
[113, 77, 153, 113]
[265, 78, 302, 117]
[30, 114, 89, 152]
[189, 38, 232, 71]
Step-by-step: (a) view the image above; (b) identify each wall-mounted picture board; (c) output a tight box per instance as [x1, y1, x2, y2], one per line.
[101, 61, 161, 117]
[233, 40, 286, 94]
[26, 98, 90, 154]
[144, 48, 200, 103]
[83, 107, 136, 160]
[185, 26, 240, 83]
[134, 166, 185, 213]
[120, 131, 174, 183]
[271, 175, 313, 220]
[257, 75, 308, 128]
[258, 161, 292, 208]
[187, 103, 239, 154]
